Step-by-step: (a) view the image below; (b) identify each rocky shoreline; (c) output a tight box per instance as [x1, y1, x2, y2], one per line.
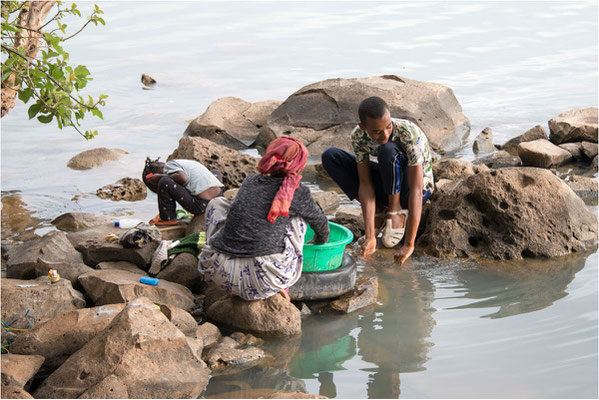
[1, 75, 597, 399]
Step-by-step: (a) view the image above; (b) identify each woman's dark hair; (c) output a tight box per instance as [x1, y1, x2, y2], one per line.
[142, 156, 165, 194]
[358, 96, 390, 124]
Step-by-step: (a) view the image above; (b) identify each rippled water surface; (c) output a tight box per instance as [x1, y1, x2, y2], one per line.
[1, 1, 597, 398]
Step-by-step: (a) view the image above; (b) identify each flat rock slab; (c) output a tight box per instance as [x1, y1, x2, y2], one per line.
[51, 212, 114, 232]
[549, 107, 598, 144]
[207, 294, 301, 337]
[1, 277, 86, 328]
[67, 148, 128, 170]
[78, 269, 196, 310]
[10, 304, 125, 372]
[518, 139, 572, 168]
[203, 336, 268, 373]
[96, 261, 147, 275]
[1, 354, 45, 388]
[33, 297, 210, 399]
[329, 276, 379, 313]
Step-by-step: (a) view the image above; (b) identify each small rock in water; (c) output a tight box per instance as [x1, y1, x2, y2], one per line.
[96, 177, 147, 201]
[141, 73, 156, 86]
[473, 127, 495, 154]
[329, 276, 379, 314]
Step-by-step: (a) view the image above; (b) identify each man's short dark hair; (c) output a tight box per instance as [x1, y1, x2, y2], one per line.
[358, 96, 389, 124]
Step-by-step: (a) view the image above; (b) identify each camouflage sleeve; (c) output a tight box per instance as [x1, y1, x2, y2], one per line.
[350, 127, 370, 164]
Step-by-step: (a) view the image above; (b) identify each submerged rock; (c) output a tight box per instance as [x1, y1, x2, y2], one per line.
[418, 167, 598, 260]
[96, 177, 146, 201]
[203, 336, 268, 373]
[1, 277, 86, 328]
[207, 294, 301, 337]
[258, 75, 471, 155]
[1, 354, 45, 388]
[168, 136, 258, 190]
[185, 97, 282, 148]
[78, 269, 196, 310]
[329, 276, 379, 314]
[33, 297, 210, 399]
[10, 304, 125, 373]
[67, 148, 128, 170]
[518, 139, 572, 168]
[549, 107, 598, 144]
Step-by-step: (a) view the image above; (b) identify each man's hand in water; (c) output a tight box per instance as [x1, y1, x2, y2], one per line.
[361, 236, 377, 257]
[394, 243, 414, 265]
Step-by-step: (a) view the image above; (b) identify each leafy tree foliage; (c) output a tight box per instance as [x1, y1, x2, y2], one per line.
[1, 1, 107, 139]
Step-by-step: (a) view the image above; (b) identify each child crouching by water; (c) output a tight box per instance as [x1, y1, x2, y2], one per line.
[197, 137, 330, 301]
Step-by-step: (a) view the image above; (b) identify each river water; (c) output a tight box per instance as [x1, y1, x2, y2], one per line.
[1, 1, 597, 398]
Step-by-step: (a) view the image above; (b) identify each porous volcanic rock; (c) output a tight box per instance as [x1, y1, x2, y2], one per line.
[10, 304, 125, 372]
[184, 97, 282, 148]
[67, 148, 128, 170]
[518, 139, 572, 168]
[78, 269, 196, 310]
[257, 75, 471, 155]
[418, 167, 598, 260]
[1, 277, 86, 328]
[207, 294, 301, 337]
[33, 298, 210, 399]
[549, 107, 598, 144]
[96, 177, 146, 201]
[168, 136, 258, 190]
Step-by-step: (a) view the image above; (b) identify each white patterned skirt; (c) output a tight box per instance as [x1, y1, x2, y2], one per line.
[197, 197, 307, 301]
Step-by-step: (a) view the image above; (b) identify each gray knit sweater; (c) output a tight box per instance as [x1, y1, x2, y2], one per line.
[209, 174, 330, 257]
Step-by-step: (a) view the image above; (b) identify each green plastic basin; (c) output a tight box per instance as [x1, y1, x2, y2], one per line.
[303, 221, 353, 272]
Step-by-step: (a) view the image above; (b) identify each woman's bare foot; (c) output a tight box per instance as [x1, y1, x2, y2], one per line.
[279, 289, 291, 302]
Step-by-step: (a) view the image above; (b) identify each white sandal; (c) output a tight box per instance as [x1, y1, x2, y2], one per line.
[381, 209, 408, 248]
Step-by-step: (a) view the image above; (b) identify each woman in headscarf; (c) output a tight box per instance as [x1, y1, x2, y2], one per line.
[197, 137, 330, 301]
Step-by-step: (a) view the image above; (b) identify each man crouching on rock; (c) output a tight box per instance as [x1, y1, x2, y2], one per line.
[321, 96, 434, 264]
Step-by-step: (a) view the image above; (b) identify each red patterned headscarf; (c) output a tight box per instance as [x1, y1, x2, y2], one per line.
[258, 137, 309, 223]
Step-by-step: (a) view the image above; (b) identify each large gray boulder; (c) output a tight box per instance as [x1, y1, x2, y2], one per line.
[184, 97, 282, 148]
[418, 167, 598, 260]
[10, 304, 125, 372]
[502, 125, 548, 155]
[549, 107, 598, 144]
[78, 269, 196, 310]
[207, 294, 301, 337]
[33, 297, 210, 399]
[1, 277, 86, 328]
[258, 75, 471, 155]
[518, 139, 572, 168]
[168, 136, 258, 190]
[1, 354, 45, 388]
[67, 148, 128, 170]
[6, 231, 93, 287]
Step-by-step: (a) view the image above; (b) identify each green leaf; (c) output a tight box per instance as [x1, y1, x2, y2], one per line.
[91, 108, 103, 120]
[28, 103, 42, 119]
[2, 22, 19, 33]
[37, 114, 53, 124]
[97, 17, 105, 25]
[74, 65, 90, 77]
[18, 88, 34, 103]
[5, 56, 15, 67]
[51, 68, 64, 81]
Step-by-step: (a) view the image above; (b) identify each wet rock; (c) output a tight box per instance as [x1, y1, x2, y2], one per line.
[67, 148, 128, 170]
[330, 206, 363, 242]
[549, 107, 598, 144]
[158, 304, 198, 337]
[558, 142, 584, 160]
[96, 177, 147, 201]
[1, 277, 86, 328]
[581, 141, 598, 160]
[260, 392, 328, 399]
[78, 269, 196, 310]
[203, 336, 268, 373]
[96, 261, 147, 275]
[329, 276, 378, 314]
[298, 302, 312, 316]
[6, 230, 93, 287]
[33, 297, 210, 399]
[433, 158, 476, 181]
[71, 225, 158, 269]
[1, 354, 45, 388]
[258, 75, 470, 155]
[0, 386, 34, 399]
[518, 139, 572, 168]
[51, 212, 114, 232]
[10, 304, 125, 373]
[141, 73, 156, 86]
[474, 150, 521, 169]
[502, 125, 548, 155]
[223, 188, 239, 200]
[230, 332, 264, 347]
[472, 127, 495, 154]
[418, 167, 598, 260]
[156, 252, 203, 292]
[196, 322, 221, 348]
[565, 175, 598, 206]
[311, 191, 340, 212]
[168, 136, 258, 190]
[207, 294, 301, 337]
[184, 97, 282, 148]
